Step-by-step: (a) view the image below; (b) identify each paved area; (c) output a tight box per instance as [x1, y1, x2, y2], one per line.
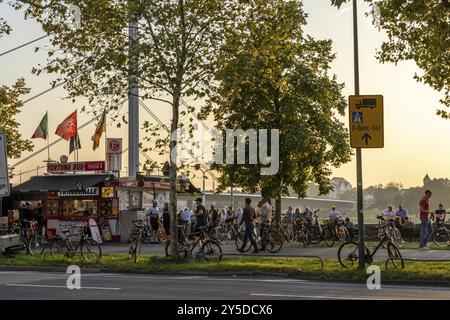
[101, 242, 450, 260]
[1, 271, 449, 300]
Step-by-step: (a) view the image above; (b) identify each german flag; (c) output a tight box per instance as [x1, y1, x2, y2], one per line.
[92, 109, 106, 151]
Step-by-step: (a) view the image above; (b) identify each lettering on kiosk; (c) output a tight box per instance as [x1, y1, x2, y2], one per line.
[47, 161, 105, 173]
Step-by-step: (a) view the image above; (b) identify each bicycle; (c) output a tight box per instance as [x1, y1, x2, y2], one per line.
[245, 222, 283, 253]
[24, 220, 46, 256]
[128, 219, 146, 263]
[46, 222, 102, 262]
[377, 216, 402, 248]
[430, 220, 450, 247]
[310, 215, 335, 247]
[165, 224, 222, 262]
[338, 230, 404, 270]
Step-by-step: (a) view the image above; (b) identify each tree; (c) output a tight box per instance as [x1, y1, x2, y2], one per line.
[0, 79, 34, 162]
[0, 15, 33, 165]
[13, 0, 234, 258]
[331, 0, 450, 114]
[203, 0, 352, 218]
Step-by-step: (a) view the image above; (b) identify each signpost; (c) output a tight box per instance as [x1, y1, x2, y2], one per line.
[349, 95, 384, 148]
[0, 133, 9, 217]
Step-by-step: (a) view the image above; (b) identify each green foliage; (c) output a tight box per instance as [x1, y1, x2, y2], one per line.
[331, 0, 450, 114]
[0, 78, 34, 161]
[205, 0, 351, 200]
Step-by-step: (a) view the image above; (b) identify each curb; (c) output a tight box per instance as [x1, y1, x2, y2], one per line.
[0, 265, 101, 273]
[1, 265, 449, 287]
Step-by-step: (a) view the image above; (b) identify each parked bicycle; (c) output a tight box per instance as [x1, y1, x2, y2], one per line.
[128, 219, 146, 263]
[338, 228, 404, 270]
[377, 216, 403, 248]
[240, 222, 284, 253]
[45, 222, 102, 262]
[165, 224, 222, 262]
[431, 220, 450, 247]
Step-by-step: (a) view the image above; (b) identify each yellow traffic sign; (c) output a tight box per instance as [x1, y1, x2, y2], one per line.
[349, 95, 384, 148]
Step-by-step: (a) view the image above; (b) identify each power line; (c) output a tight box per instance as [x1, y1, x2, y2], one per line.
[139, 100, 218, 182]
[22, 81, 66, 105]
[0, 34, 49, 57]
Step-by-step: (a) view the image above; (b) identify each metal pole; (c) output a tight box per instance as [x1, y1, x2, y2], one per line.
[353, 0, 365, 270]
[128, 1, 139, 178]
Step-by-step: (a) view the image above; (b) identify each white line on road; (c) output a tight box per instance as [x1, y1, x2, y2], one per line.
[249, 293, 424, 300]
[6, 284, 121, 291]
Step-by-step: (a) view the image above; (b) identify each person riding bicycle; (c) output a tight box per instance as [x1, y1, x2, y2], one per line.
[147, 200, 160, 242]
[433, 203, 446, 230]
[258, 197, 273, 251]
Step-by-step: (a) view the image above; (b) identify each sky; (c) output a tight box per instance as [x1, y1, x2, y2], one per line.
[0, 0, 447, 189]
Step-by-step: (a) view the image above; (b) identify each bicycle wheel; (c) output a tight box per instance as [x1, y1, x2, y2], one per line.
[81, 239, 102, 262]
[28, 234, 45, 256]
[128, 237, 143, 263]
[387, 242, 404, 270]
[201, 240, 222, 262]
[284, 226, 294, 243]
[233, 229, 244, 251]
[266, 229, 284, 253]
[392, 228, 403, 248]
[165, 240, 189, 258]
[338, 241, 363, 269]
[48, 237, 69, 258]
[323, 228, 335, 247]
[431, 229, 450, 247]
[309, 226, 321, 245]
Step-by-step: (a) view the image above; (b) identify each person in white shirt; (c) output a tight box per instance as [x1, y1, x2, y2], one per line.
[148, 201, 160, 241]
[383, 205, 396, 221]
[329, 206, 341, 221]
[180, 207, 191, 234]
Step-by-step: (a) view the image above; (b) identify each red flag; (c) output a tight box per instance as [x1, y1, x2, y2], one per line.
[55, 110, 77, 141]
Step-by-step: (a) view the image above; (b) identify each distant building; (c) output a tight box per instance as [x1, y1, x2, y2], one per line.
[423, 174, 431, 186]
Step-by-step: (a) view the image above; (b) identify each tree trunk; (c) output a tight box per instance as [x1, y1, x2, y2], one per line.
[170, 93, 181, 259]
[275, 195, 282, 223]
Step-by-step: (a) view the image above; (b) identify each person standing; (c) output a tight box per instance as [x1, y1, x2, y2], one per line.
[419, 190, 434, 251]
[181, 207, 191, 234]
[259, 197, 272, 251]
[238, 197, 258, 253]
[148, 200, 160, 242]
[209, 204, 219, 226]
[194, 198, 208, 248]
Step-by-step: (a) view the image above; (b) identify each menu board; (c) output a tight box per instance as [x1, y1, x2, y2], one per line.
[117, 190, 129, 211]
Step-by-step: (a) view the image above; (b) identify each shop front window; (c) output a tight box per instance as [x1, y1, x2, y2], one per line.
[62, 199, 98, 218]
[46, 200, 60, 217]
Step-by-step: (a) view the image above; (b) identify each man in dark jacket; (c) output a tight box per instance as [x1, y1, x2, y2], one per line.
[238, 197, 258, 253]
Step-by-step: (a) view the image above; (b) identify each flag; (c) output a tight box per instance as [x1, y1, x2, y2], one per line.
[31, 112, 48, 139]
[69, 132, 81, 154]
[92, 109, 106, 151]
[55, 110, 77, 140]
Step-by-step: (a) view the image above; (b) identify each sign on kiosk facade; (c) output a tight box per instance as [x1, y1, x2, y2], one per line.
[349, 95, 384, 148]
[47, 161, 106, 174]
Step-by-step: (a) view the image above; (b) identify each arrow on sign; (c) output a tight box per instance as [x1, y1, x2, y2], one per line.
[361, 133, 372, 145]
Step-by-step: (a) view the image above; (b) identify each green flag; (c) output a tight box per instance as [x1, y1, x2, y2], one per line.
[31, 112, 48, 140]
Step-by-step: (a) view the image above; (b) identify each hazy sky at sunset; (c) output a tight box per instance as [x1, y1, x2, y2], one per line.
[0, 1, 447, 189]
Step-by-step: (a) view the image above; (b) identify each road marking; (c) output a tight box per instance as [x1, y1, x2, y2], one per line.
[6, 284, 121, 291]
[249, 293, 424, 300]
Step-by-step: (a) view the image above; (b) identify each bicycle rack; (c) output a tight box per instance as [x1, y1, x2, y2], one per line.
[221, 253, 324, 270]
[384, 257, 450, 271]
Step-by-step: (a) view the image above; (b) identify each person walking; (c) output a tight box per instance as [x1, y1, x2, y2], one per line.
[419, 189, 434, 251]
[148, 200, 160, 242]
[238, 197, 258, 253]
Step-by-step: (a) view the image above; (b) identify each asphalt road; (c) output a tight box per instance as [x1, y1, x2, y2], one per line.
[0, 271, 449, 300]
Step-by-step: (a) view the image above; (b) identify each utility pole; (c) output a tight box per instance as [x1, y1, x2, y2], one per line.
[128, 0, 139, 178]
[353, 0, 365, 270]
